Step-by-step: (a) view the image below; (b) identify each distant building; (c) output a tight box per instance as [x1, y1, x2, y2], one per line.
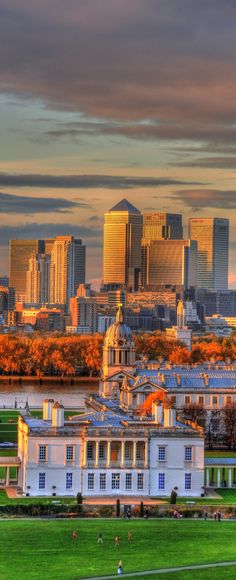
[189, 218, 229, 291]
[143, 212, 183, 241]
[9, 239, 45, 302]
[103, 199, 143, 291]
[141, 239, 198, 290]
[69, 295, 98, 333]
[165, 300, 192, 349]
[35, 309, 65, 332]
[50, 236, 86, 309]
[26, 253, 51, 304]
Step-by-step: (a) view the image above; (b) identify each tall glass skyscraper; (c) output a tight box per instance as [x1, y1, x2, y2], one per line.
[103, 199, 143, 290]
[189, 218, 229, 290]
[9, 239, 45, 303]
[143, 212, 183, 241]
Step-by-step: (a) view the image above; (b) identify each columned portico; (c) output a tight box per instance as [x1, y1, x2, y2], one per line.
[83, 438, 147, 469]
[205, 458, 236, 488]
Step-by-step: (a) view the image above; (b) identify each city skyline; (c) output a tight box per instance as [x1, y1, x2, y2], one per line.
[0, 2, 236, 285]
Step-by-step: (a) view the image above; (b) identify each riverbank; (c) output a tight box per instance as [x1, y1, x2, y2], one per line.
[0, 375, 99, 385]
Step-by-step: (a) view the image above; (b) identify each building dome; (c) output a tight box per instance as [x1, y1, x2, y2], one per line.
[105, 305, 132, 347]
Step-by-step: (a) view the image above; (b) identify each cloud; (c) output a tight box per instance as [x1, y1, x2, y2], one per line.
[0, 0, 236, 150]
[0, 191, 90, 214]
[0, 223, 101, 247]
[0, 173, 203, 189]
[170, 189, 236, 210]
[173, 156, 236, 169]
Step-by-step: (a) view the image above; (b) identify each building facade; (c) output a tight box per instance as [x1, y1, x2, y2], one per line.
[189, 218, 229, 291]
[141, 239, 198, 290]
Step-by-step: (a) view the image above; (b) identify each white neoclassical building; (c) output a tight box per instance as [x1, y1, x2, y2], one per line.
[17, 308, 204, 498]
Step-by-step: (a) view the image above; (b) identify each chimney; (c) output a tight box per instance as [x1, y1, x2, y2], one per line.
[204, 373, 209, 387]
[52, 402, 64, 427]
[164, 405, 176, 428]
[43, 399, 55, 420]
[161, 373, 166, 386]
[152, 400, 163, 424]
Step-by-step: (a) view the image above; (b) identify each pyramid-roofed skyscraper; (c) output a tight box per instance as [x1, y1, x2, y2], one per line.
[103, 198, 143, 291]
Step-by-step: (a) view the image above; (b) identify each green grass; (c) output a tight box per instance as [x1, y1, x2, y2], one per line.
[0, 409, 82, 445]
[0, 520, 236, 580]
[141, 568, 236, 579]
[205, 450, 236, 458]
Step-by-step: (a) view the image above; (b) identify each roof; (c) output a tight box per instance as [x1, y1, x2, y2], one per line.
[205, 457, 236, 466]
[109, 199, 140, 213]
[133, 368, 236, 390]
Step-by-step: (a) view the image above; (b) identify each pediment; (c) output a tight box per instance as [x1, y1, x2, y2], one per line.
[130, 381, 167, 393]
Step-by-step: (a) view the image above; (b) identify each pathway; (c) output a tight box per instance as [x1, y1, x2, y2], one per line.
[81, 560, 236, 579]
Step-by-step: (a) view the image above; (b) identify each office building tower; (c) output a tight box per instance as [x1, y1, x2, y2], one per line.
[50, 236, 86, 308]
[189, 218, 229, 291]
[69, 296, 98, 333]
[9, 239, 45, 303]
[143, 212, 183, 241]
[26, 253, 51, 304]
[103, 199, 143, 290]
[142, 239, 198, 290]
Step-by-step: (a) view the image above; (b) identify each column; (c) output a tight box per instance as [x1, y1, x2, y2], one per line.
[5, 467, 10, 487]
[205, 468, 209, 487]
[217, 467, 221, 488]
[95, 441, 99, 468]
[228, 468, 232, 488]
[133, 441, 137, 468]
[144, 442, 148, 468]
[107, 441, 111, 467]
[121, 441, 125, 468]
[83, 440, 87, 467]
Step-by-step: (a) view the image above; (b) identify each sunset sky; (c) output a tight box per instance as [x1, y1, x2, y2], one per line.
[0, 0, 236, 286]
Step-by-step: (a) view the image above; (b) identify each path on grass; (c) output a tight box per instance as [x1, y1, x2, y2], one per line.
[81, 560, 236, 579]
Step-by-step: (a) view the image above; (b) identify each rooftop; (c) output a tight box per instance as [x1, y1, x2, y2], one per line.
[109, 198, 140, 214]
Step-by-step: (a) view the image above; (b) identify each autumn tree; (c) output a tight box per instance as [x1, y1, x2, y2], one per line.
[222, 402, 236, 449]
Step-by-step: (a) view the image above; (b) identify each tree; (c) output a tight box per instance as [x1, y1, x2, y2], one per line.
[182, 402, 206, 428]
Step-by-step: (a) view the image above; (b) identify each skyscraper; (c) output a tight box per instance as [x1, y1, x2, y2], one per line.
[103, 198, 143, 290]
[9, 239, 44, 303]
[141, 239, 198, 290]
[50, 236, 86, 308]
[143, 212, 183, 241]
[189, 218, 229, 290]
[26, 252, 51, 304]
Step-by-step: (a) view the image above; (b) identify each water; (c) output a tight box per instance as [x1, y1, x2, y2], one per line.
[0, 381, 99, 409]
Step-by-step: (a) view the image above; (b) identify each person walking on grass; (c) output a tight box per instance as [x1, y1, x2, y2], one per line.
[98, 532, 103, 543]
[115, 536, 120, 547]
[117, 560, 124, 575]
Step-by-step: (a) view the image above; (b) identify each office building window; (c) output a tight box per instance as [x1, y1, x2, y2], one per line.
[88, 473, 94, 490]
[185, 473, 192, 490]
[158, 473, 165, 490]
[39, 473, 45, 490]
[158, 447, 166, 461]
[38, 445, 47, 462]
[126, 473, 132, 490]
[66, 473, 73, 490]
[100, 474, 106, 490]
[185, 447, 192, 462]
[111, 473, 120, 490]
[137, 473, 144, 490]
[66, 446, 74, 462]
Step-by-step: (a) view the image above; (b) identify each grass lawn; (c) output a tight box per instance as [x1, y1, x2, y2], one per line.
[0, 409, 82, 445]
[141, 567, 236, 579]
[0, 520, 236, 580]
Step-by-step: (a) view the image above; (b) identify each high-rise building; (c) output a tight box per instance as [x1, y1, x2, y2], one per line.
[26, 253, 51, 304]
[141, 239, 198, 290]
[143, 212, 183, 241]
[189, 218, 229, 290]
[69, 296, 98, 333]
[50, 236, 86, 308]
[9, 240, 45, 303]
[103, 199, 143, 290]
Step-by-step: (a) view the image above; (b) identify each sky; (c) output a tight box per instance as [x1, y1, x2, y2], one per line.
[0, 0, 236, 286]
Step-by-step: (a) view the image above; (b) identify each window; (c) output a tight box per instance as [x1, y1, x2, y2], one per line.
[111, 473, 120, 490]
[87, 443, 93, 459]
[88, 473, 94, 490]
[212, 396, 218, 406]
[185, 447, 192, 462]
[198, 396, 205, 406]
[158, 473, 165, 490]
[39, 472, 45, 489]
[185, 473, 192, 490]
[66, 473, 73, 490]
[226, 396, 232, 406]
[137, 473, 144, 490]
[125, 442, 132, 460]
[126, 473, 132, 490]
[66, 446, 74, 462]
[99, 443, 105, 459]
[185, 396, 191, 405]
[100, 474, 106, 490]
[171, 396, 176, 405]
[137, 443, 144, 460]
[38, 445, 47, 462]
[158, 447, 166, 462]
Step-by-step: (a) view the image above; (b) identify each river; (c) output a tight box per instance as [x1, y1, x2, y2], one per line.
[0, 380, 99, 410]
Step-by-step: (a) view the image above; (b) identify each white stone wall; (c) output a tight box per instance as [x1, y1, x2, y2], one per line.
[149, 436, 204, 497]
[83, 469, 149, 496]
